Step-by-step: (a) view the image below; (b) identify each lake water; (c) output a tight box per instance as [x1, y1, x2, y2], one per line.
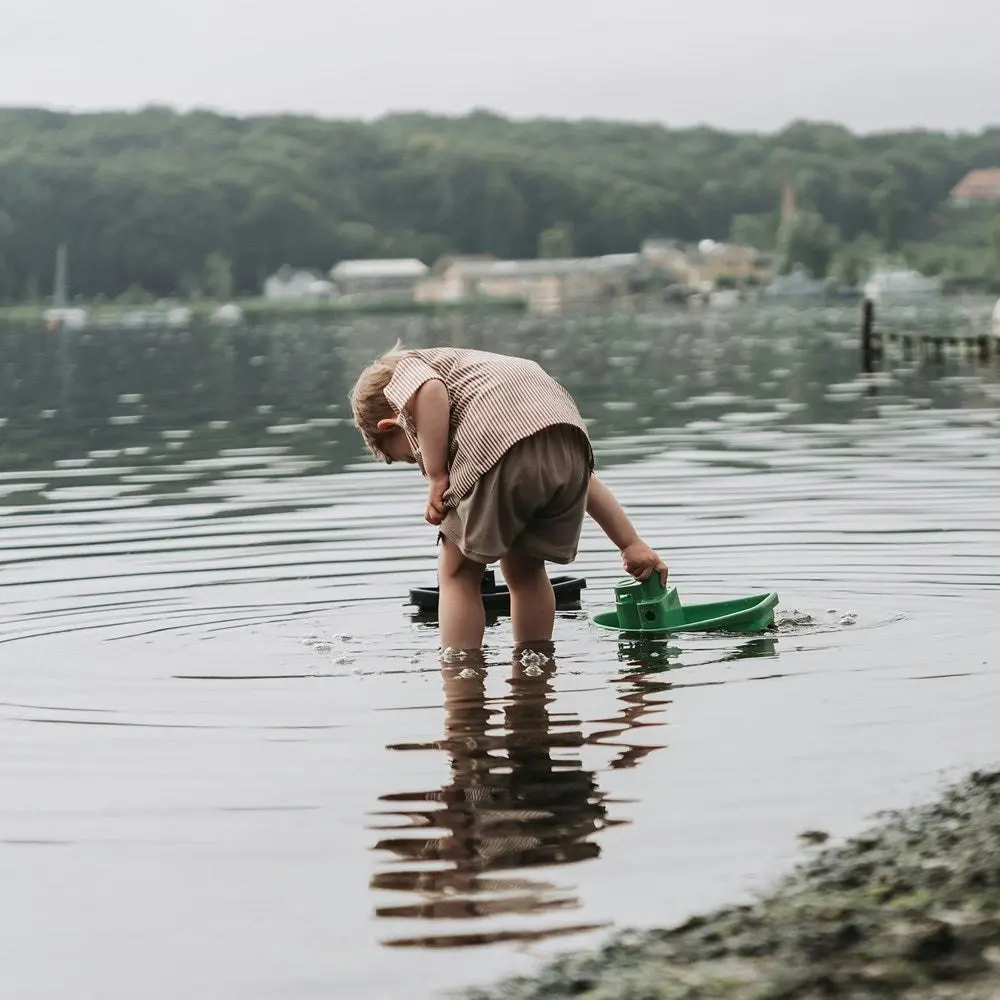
[2, 305, 999, 1000]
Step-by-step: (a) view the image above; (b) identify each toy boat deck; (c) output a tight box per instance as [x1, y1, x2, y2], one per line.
[592, 579, 778, 636]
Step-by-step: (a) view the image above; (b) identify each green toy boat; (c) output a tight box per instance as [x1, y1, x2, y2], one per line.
[592, 577, 778, 636]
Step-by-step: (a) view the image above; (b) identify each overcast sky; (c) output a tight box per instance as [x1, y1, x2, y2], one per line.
[2, 0, 997, 133]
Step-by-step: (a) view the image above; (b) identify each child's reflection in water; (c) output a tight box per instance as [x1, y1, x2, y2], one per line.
[370, 631, 776, 946]
[370, 643, 621, 947]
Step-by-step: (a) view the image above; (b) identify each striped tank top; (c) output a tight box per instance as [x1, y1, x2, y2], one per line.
[383, 348, 592, 505]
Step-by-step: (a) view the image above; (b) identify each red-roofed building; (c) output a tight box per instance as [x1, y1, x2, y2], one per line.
[950, 168, 1000, 206]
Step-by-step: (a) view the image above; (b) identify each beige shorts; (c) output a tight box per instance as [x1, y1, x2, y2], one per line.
[439, 425, 593, 565]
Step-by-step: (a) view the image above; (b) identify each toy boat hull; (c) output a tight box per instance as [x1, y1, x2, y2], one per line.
[592, 591, 778, 636]
[409, 571, 586, 613]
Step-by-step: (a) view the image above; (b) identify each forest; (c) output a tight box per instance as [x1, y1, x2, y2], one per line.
[1, 105, 999, 301]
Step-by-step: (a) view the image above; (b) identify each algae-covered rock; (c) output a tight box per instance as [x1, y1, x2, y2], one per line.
[458, 770, 1000, 1000]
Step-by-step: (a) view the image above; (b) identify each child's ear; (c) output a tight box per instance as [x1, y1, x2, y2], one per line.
[376, 418, 398, 433]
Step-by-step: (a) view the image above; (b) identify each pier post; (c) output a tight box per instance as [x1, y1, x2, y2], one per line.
[862, 298, 876, 372]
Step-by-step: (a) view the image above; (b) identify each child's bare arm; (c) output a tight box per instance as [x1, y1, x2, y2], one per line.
[410, 379, 450, 478]
[587, 474, 668, 585]
[411, 379, 451, 524]
[586, 474, 639, 549]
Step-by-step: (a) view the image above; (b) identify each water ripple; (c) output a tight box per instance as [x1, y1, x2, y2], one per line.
[1, 307, 999, 999]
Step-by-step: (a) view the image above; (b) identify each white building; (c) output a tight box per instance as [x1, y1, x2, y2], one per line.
[44, 307, 88, 330]
[863, 267, 941, 304]
[764, 265, 828, 301]
[330, 259, 428, 297]
[212, 303, 244, 326]
[263, 266, 335, 302]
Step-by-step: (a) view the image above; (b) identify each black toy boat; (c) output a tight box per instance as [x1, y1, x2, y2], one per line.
[408, 569, 586, 614]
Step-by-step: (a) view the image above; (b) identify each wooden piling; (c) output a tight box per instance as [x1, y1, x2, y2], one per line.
[861, 298, 876, 372]
[859, 297, 997, 368]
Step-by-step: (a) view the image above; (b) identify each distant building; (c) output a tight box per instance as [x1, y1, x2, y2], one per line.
[429, 254, 496, 275]
[764, 265, 828, 301]
[863, 267, 941, 304]
[264, 266, 335, 302]
[165, 306, 193, 327]
[44, 307, 88, 330]
[640, 239, 697, 285]
[694, 242, 772, 287]
[330, 258, 428, 298]
[212, 303, 244, 326]
[950, 168, 1000, 206]
[639, 239, 772, 290]
[415, 255, 498, 301]
[707, 288, 742, 309]
[416, 255, 640, 314]
[119, 305, 191, 329]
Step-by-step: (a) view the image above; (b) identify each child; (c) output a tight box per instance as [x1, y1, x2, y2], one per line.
[349, 345, 668, 650]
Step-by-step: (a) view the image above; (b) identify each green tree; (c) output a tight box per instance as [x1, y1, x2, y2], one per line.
[0, 210, 13, 300]
[0, 107, 998, 299]
[235, 187, 331, 289]
[729, 213, 776, 251]
[202, 251, 234, 300]
[777, 210, 839, 279]
[336, 222, 382, 258]
[870, 176, 913, 249]
[537, 222, 574, 259]
[116, 284, 155, 305]
[830, 238, 876, 288]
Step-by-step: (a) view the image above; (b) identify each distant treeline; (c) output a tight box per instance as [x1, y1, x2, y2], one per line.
[1, 106, 999, 301]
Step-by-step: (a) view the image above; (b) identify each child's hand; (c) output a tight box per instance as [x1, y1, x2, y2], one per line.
[425, 474, 449, 525]
[621, 540, 668, 587]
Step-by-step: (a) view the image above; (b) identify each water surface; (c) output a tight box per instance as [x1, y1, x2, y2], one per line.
[1, 306, 999, 999]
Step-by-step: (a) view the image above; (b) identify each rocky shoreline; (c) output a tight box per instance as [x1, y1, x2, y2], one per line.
[459, 769, 1000, 1000]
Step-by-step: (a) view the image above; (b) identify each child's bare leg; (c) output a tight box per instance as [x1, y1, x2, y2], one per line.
[438, 536, 486, 650]
[500, 550, 555, 644]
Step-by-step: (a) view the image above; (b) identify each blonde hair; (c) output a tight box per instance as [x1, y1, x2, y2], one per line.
[349, 341, 409, 462]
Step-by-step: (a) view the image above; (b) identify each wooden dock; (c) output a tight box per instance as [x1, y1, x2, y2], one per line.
[862, 298, 997, 370]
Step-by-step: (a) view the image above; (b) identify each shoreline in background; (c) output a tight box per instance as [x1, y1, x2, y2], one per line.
[460, 767, 1000, 1000]
[0, 294, 529, 329]
[5, 289, 1000, 334]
